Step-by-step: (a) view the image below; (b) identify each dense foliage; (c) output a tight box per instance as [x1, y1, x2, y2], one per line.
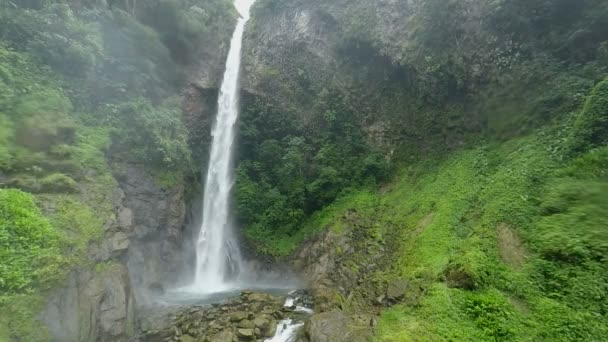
[236, 93, 389, 256]
[240, 0, 608, 257]
[287, 82, 608, 340]
[0, 189, 59, 292]
[0, 0, 606, 340]
[239, 0, 608, 339]
[0, 0, 235, 339]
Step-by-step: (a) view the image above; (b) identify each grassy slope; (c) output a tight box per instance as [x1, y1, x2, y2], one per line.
[296, 77, 608, 340]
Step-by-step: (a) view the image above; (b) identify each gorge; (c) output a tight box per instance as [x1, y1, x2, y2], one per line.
[0, 0, 607, 341]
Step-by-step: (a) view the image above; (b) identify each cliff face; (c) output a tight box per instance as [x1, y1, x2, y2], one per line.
[235, 1, 608, 340]
[31, 4, 237, 342]
[241, 0, 607, 150]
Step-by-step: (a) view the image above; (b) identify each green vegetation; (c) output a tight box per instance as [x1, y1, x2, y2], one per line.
[0, 189, 60, 292]
[236, 93, 389, 256]
[267, 81, 606, 340]
[243, 1, 607, 338]
[373, 138, 608, 340]
[0, 0, 236, 340]
[0, 0, 606, 339]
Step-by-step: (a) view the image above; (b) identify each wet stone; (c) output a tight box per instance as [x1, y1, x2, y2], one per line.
[237, 319, 255, 329]
[237, 328, 254, 339]
[230, 311, 249, 322]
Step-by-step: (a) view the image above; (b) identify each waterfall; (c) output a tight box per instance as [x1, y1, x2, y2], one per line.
[192, 0, 256, 293]
[265, 319, 304, 342]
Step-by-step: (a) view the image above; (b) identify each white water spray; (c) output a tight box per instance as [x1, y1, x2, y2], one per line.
[192, 0, 256, 293]
[265, 319, 304, 342]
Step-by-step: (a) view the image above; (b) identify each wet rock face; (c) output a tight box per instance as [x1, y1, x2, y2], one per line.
[43, 264, 136, 342]
[139, 291, 289, 342]
[111, 163, 188, 302]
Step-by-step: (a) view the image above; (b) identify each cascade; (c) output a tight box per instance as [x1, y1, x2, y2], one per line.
[192, 0, 256, 293]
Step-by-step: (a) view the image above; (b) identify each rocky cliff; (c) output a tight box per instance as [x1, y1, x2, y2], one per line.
[30, 5, 236, 342]
[236, 0, 608, 340]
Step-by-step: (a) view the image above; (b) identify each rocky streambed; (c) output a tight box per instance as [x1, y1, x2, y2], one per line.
[138, 290, 313, 342]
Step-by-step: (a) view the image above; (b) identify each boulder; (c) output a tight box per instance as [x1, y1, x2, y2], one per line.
[266, 320, 277, 338]
[210, 330, 235, 342]
[180, 335, 195, 342]
[229, 311, 249, 322]
[305, 311, 368, 342]
[253, 316, 270, 329]
[386, 279, 408, 301]
[237, 328, 255, 339]
[238, 319, 256, 329]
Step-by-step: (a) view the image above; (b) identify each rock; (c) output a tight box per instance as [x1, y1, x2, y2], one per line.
[117, 162, 188, 306]
[229, 311, 249, 322]
[237, 328, 255, 339]
[149, 282, 165, 296]
[247, 292, 275, 303]
[253, 316, 270, 329]
[210, 330, 235, 342]
[180, 335, 195, 342]
[370, 317, 378, 327]
[386, 279, 408, 301]
[266, 320, 277, 337]
[109, 231, 129, 252]
[43, 264, 136, 342]
[305, 311, 369, 342]
[118, 207, 133, 228]
[238, 319, 256, 329]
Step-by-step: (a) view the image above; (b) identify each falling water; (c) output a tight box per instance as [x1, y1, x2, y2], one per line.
[265, 319, 304, 342]
[192, 0, 256, 293]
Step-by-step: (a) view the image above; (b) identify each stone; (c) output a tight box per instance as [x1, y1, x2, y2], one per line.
[238, 319, 256, 329]
[118, 207, 133, 228]
[253, 316, 270, 330]
[386, 279, 408, 301]
[210, 330, 235, 342]
[247, 292, 274, 303]
[41, 264, 135, 341]
[266, 320, 277, 338]
[237, 328, 254, 339]
[109, 231, 129, 252]
[180, 335, 195, 342]
[305, 311, 369, 342]
[229, 311, 249, 322]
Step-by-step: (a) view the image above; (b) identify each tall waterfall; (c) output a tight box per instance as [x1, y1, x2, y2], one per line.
[193, 0, 255, 293]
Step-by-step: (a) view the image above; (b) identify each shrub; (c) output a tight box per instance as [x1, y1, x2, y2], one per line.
[39, 173, 78, 193]
[569, 78, 608, 152]
[0, 189, 61, 292]
[107, 97, 193, 171]
[0, 113, 13, 170]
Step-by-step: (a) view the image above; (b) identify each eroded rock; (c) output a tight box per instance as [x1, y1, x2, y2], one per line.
[305, 311, 370, 342]
[386, 279, 408, 302]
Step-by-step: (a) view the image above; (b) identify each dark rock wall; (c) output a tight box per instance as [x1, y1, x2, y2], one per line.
[43, 265, 135, 342]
